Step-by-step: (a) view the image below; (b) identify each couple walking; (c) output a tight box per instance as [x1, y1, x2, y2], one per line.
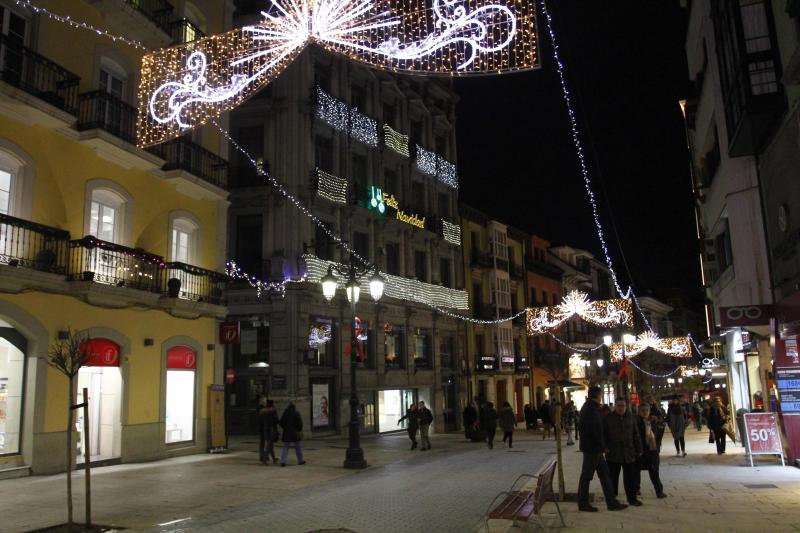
[478, 401, 517, 449]
[398, 401, 434, 450]
[257, 399, 306, 466]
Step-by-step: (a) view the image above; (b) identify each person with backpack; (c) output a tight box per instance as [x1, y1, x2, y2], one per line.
[278, 402, 306, 466]
[418, 401, 434, 450]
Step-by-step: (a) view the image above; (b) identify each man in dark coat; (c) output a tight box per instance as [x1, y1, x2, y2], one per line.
[278, 402, 305, 466]
[480, 401, 499, 449]
[398, 403, 420, 449]
[604, 397, 643, 506]
[577, 386, 628, 513]
[418, 401, 434, 450]
[258, 397, 279, 464]
[463, 401, 478, 432]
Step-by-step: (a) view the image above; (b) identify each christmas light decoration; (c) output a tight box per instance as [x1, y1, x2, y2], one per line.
[525, 290, 633, 335]
[138, 0, 539, 146]
[316, 168, 349, 204]
[414, 145, 458, 188]
[304, 254, 469, 309]
[625, 356, 683, 379]
[415, 145, 438, 176]
[383, 124, 410, 157]
[442, 219, 461, 245]
[609, 331, 692, 361]
[227, 261, 301, 297]
[15, 0, 148, 50]
[316, 87, 351, 132]
[350, 107, 379, 146]
[547, 331, 606, 353]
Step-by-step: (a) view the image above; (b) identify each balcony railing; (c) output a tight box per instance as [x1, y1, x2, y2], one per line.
[77, 91, 137, 144]
[0, 213, 70, 273]
[68, 237, 164, 292]
[0, 33, 80, 115]
[149, 138, 229, 189]
[170, 18, 205, 44]
[163, 262, 228, 304]
[126, 0, 174, 33]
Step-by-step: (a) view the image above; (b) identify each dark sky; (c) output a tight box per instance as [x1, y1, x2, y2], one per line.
[454, 0, 700, 297]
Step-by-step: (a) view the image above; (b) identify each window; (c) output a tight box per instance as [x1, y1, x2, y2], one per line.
[0, 322, 25, 455]
[383, 102, 396, 128]
[439, 257, 451, 288]
[236, 126, 265, 181]
[552, 293, 559, 306]
[412, 328, 431, 368]
[475, 333, 485, 354]
[308, 318, 336, 367]
[438, 192, 450, 218]
[0, 168, 10, 215]
[351, 84, 366, 110]
[411, 119, 423, 144]
[386, 242, 400, 275]
[435, 135, 447, 158]
[529, 287, 537, 306]
[411, 181, 425, 208]
[384, 323, 405, 368]
[494, 277, 510, 309]
[353, 231, 369, 260]
[315, 65, 331, 92]
[99, 67, 125, 100]
[87, 187, 127, 244]
[355, 320, 374, 369]
[351, 153, 368, 197]
[169, 215, 199, 264]
[315, 223, 335, 261]
[165, 345, 197, 444]
[492, 230, 508, 260]
[414, 250, 427, 282]
[235, 215, 263, 276]
[716, 222, 734, 272]
[498, 325, 513, 368]
[541, 290, 548, 306]
[232, 321, 270, 369]
[440, 336, 455, 370]
[473, 282, 483, 308]
[0, 6, 27, 42]
[315, 136, 333, 172]
[384, 168, 398, 194]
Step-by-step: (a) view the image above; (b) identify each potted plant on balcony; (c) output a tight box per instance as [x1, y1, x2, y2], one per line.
[167, 277, 181, 298]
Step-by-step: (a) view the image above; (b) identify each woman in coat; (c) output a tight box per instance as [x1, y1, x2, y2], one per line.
[500, 401, 517, 448]
[258, 398, 279, 464]
[707, 397, 728, 455]
[635, 404, 665, 498]
[278, 402, 306, 466]
[539, 400, 553, 440]
[667, 399, 687, 457]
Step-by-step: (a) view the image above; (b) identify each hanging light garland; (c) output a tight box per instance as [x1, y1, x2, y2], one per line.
[383, 124, 410, 157]
[441, 219, 461, 246]
[526, 290, 632, 335]
[547, 331, 606, 353]
[226, 261, 304, 297]
[609, 331, 692, 361]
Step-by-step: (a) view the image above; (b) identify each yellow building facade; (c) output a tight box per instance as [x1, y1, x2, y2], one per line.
[0, 0, 231, 475]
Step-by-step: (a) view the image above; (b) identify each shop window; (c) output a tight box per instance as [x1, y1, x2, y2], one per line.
[384, 323, 405, 369]
[165, 345, 196, 444]
[169, 213, 199, 264]
[358, 391, 376, 433]
[412, 328, 431, 368]
[0, 321, 24, 455]
[308, 317, 336, 367]
[77, 338, 122, 462]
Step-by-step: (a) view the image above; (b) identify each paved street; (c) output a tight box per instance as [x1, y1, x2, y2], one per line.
[2, 428, 800, 532]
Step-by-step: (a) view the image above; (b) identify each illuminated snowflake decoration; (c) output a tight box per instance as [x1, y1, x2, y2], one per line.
[526, 290, 633, 335]
[138, 0, 538, 147]
[610, 331, 692, 361]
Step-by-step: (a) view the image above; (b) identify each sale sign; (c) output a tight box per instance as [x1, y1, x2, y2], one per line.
[743, 412, 785, 466]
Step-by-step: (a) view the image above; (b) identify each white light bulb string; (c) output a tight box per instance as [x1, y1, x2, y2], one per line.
[15, 0, 148, 50]
[624, 356, 683, 379]
[547, 331, 606, 353]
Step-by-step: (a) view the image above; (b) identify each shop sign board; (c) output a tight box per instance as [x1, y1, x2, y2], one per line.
[743, 412, 784, 466]
[219, 321, 240, 344]
[271, 374, 287, 390]
[81, 339, 120, 367]
[166, 345, 197, 369]
[718, 304, 772, 328]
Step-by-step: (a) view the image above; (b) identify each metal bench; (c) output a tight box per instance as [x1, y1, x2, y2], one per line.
[484, 457, 565, 531]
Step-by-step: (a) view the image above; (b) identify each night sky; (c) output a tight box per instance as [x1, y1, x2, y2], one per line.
[455, 0, 700, 298]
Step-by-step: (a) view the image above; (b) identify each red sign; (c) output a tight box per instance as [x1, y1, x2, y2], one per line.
[718, 304, 773, 328]
[166, 345, 197, 369]
[743, 412, 783, 465]
[219, 321, 240, 344]
[225, 367, 235, 384]
[81, 339, 120, 367]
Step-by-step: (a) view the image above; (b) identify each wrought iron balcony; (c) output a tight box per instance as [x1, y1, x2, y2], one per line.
[0, 33, 80, 115]
[170, 18, 205, 44]
[77, 91, 137, 144]
[163, 262, 228, 304]
[67, 237, 164, 292]
[0, 213, 69, 273]
[148, 138, 229, 189]
[125, 0, 174, 33]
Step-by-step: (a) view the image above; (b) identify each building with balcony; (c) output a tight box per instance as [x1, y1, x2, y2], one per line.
[224, 5, 467, 437]
[460, 205, 529, 419]
[0, 0, 231, 475]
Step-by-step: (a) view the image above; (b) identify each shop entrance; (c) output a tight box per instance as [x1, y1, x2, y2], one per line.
[0, 320, 25, 455]
[76, 338, 122, 463]
[378, 389, 416, 432]
[496, 380, 507, 406]
[165, 346, 196, 444]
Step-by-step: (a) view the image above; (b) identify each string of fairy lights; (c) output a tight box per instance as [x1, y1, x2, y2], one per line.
[20, 0, 715, 380]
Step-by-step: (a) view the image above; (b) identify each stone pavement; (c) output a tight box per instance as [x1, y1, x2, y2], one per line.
[485, 427, 800, 533]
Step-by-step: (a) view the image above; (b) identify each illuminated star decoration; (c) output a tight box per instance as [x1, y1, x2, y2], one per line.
[609, 331, 692, 361]
[525, 290, 633, 335]
[137, 0, 538, 147]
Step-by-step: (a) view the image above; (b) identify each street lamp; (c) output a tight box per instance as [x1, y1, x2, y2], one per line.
[319, 256, 384, 469]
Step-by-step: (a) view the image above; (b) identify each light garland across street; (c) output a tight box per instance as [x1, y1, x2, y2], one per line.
[526, 290, 633, 335]
[609, 331, 693, 361]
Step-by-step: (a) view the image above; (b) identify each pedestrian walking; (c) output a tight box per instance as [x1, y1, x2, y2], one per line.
[707, 397, 729, 455]
[481, 401, 499, 449]
[604, 397, 643, 507]
[398, 402, 420, 449]
[500, 401, 517, 448]
[692, 401, 702, 431]
[646, 395, 666, 450]
[564, 401, 576, 445]
[418, 401, 434, 450]
[278, 402, 305, 466]
[577, 386, 628, 513]
[540, 400, 553, 440]
[463, 400, 478, 431]
[258, 398, 279, 464]
[667, 399, 687, 457]
[524, 403, 537, 430]
[635, 404, 666, 498]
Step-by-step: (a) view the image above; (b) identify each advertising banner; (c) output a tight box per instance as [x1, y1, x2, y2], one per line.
[718, 305, 773, 328]
[743, 412, 784, 466]
[208, 384, 226, 451]
[312, 383, 330, 428]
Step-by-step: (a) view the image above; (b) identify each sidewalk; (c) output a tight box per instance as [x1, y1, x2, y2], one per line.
[484, 428, 800, 532]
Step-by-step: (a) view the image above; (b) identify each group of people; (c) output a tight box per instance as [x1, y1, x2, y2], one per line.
[463, 399, 519, 449]
[257, 398, 306, 467]
[397, 401, 435, 450]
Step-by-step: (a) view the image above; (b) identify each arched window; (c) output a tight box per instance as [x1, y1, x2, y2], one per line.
[0, 141, 34, 219]
[84, 180, 132, 245]
[98, 57, 128, 101]
[169, 212, 200, 264]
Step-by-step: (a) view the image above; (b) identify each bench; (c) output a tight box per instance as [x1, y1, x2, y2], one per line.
[484, 457, 565, 531]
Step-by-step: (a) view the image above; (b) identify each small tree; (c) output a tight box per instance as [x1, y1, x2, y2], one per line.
[538, 348, 570, 500]
[48, 329, 91, 528]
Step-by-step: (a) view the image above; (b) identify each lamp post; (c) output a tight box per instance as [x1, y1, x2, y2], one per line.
[320, 256, 384, 469]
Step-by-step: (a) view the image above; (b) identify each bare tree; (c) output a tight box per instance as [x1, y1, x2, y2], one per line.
[48, 329, 91, 528]
[537, 348, 570, 500]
